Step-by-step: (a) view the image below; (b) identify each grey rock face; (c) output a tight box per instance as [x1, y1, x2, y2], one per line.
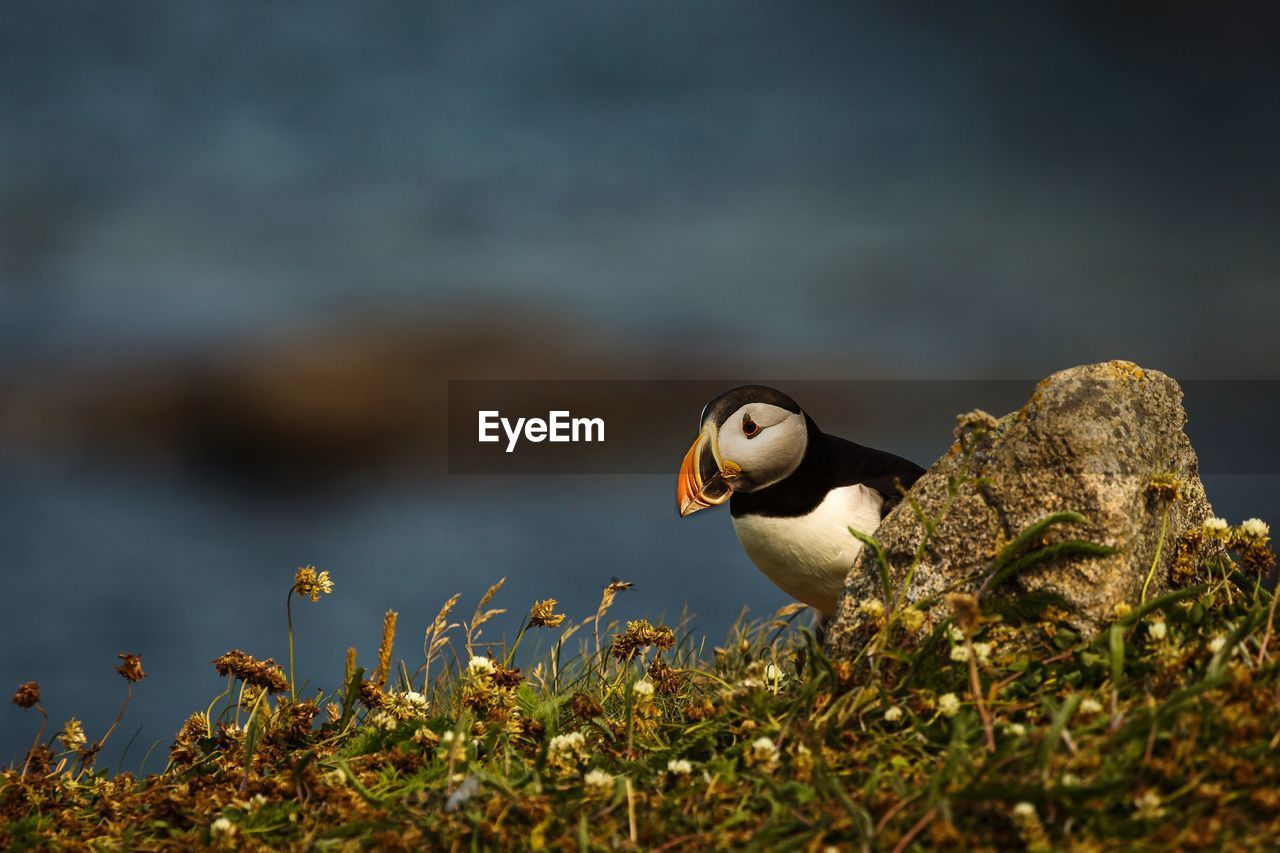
[825, 361, 1213, 657]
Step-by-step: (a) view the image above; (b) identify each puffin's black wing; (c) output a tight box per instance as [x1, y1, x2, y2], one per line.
[820, 433, 925, 518]
[729, 416, 925, 519]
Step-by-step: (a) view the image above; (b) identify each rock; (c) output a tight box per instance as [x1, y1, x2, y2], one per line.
[825, 360, 1215, 656]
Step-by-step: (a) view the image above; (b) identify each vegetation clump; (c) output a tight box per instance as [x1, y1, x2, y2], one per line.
[2, 513, 1279, 849]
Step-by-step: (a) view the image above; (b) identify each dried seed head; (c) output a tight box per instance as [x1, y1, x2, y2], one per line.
[609, 619, 675, 661]
[569, 692, 603, 720]
[373, 610, 398, 689]
[60, 718, 87, 752]
[528, 598, 565, 628]
[116, 653, 146, 683]
[170, 711, 210, 766]
[293, 566, 334, 602]
[953, 409, 999, 440]
[946, 593, 981, 634]
[212, 650, 289, 693]
[646, 658, 683, 695]
[12, 681, 40, 709]
[1145, 475, 1181, 502]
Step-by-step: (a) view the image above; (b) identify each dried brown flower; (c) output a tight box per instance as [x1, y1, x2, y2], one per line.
[569, 692, 603, 721]
[278, 700, 320, 742]
[954, 409, 999, 440]
[116, 653, 146, 683]
[492, 663, 524, 689]
[1238, 542, 1277, 576]
[212, 650, 290, 693]
[529, 599, 565, 628]
[947, 593, 982, 634]
[359, 679, 389, 711]
[683, 697, 716, 722]
[12, 680, 40, 709]
[23, 743, 52, 776]
[647, 658, 683, 695]
[609, 619, 675, 661]
[1146, 475, 1181, 503]
[1171, 529, 1204, 586]
[169, 712, 210, 766]
[293, 566, 334, 602]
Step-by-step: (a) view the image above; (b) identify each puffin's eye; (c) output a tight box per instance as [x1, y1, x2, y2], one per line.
[742, 413, 760, 438]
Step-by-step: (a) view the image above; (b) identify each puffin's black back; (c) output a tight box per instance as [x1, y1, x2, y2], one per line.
[729, 414, 924, 519]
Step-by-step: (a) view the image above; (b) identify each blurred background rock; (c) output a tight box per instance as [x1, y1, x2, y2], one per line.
[1, 2, 1277, 767]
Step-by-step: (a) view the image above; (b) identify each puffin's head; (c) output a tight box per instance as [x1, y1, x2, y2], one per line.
[677, 385, 809, 516]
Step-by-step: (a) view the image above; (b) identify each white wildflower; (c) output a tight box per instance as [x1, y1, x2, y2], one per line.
[1241, 518, 1270, 539]
[1005, 722, 1027, 737]
[883, 706, 903, 723]
[632, 679, 655, 698]
[248, 794, 267, 811]
[1208, 635, 1227, 654]
[950, 644, 971, 663]
[667, 758, 693, 776]
[1203, 517, 1230, 538]
[583, 768, 614, 794]
[858, 598, 885, 619]
[1012, 801, 1037, 820]
[467, 656, 496, 676]
[1148, 619, 1167, 641]
[971, 641, 993, 663]
[763, 664, 783, 684]
[549, 731, 585, 752]
[948, 625, 965, 643]
[749, 736, 779, 766]
[548, 731, 587, 771]
[210, 816, 236, 839]
[1134, 789, 1165, 820]
[1078, 697, 1104, 715]
[439, 729, 467, 762]
[937, 693, 961, 718]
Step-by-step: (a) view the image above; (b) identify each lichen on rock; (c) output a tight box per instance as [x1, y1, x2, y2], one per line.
[825, 360, 1215, 657]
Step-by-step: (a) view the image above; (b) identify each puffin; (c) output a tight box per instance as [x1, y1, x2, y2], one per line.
[676, 385, 925, 618]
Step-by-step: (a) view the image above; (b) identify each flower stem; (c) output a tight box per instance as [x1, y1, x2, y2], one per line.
[1141, 506, 1171, 604]
[21, 705, 48, 777]
[286, 586, 297, 701]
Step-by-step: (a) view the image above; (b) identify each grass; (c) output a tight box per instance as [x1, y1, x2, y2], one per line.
[3, 515, 1279, 849]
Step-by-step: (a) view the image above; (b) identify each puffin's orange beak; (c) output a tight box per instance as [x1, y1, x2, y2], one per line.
[677, 424, 737, 517]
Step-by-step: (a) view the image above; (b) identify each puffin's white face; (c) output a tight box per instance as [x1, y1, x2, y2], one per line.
[677, 386, 810, 516]
[713, 403, 807, 493]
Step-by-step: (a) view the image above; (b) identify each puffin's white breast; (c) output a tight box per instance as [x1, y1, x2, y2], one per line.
[730, 484, 884, 615]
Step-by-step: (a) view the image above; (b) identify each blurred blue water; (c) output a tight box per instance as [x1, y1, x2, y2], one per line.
[2, 3, 1278, 375]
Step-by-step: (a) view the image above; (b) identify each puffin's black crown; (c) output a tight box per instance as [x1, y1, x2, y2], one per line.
[699, 384, 802, 428]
